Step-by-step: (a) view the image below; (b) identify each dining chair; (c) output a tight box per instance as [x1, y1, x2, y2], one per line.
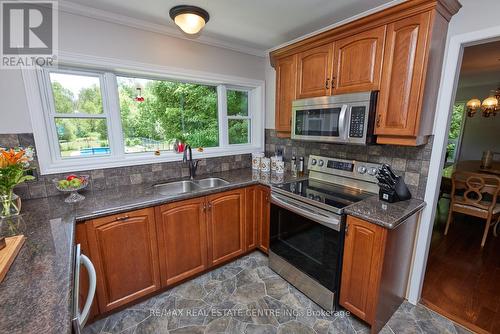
[445, 171, 500, 247]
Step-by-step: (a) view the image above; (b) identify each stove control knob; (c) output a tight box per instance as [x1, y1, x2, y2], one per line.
[318, 160, 325, 167]
[311, 158, 317, 166]
[368, 167, 378, 176]
[357, 166, 367, 174]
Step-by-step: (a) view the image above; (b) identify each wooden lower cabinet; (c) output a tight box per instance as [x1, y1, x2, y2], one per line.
[340, 216, 387, 323]
[340, 214, 419, 333]
[80, 185, 271, 320]
[257, 186, 270, 253]
[85, 208, 161, 313]
[155, 197, 208, 287]
[207, 189, 246, 266]
[246, 185, 271, 253]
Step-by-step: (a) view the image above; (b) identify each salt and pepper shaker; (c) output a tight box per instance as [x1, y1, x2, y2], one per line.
[298, 157, 305, 177]
[291, 156, 297, 177]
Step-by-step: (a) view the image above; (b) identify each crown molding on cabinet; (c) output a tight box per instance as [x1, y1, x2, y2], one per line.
[58, 1, 267, 58]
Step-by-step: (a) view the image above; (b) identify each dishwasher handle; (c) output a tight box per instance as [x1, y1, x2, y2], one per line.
[79, 253, 96, 327]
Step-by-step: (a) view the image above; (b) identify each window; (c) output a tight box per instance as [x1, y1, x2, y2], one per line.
[446, 103, 466, 164]
[227, 90, 251, 145]
[49, 71, 111, 158]
[30, 61, 264, 174]
[117, 76, 219, 153]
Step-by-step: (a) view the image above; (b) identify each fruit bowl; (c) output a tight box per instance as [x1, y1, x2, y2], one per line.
[53, 175, 89, 203]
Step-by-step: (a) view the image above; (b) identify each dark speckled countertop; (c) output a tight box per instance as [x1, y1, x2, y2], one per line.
[0, 169, 302, 334]
[344, 196, 426, 229]
[0, 168, 424, 333]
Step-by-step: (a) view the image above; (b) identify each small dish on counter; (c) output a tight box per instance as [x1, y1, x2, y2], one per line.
[53, 175, 89, 203]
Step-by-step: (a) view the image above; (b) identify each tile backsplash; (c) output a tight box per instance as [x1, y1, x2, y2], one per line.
[1, 131, 433, 200]
[0, 133, 251, 200]
[265, 129, 432, 199]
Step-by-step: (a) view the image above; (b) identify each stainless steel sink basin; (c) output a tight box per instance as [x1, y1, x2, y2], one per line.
[196, 177, 230, 188]
[154, 180, 201, 195]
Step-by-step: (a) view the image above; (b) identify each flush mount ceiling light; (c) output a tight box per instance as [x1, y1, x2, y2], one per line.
[169, 5, 210, 35]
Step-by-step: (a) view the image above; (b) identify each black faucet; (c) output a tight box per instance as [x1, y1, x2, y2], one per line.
[183, 145, 199, 180]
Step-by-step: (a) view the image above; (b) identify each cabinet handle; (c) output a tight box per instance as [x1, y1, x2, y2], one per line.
[208, 202, 212, 210]
[116, 215, 129, 221]
[376, 114, 381, 128]
[325, 78, 330, 89]
[331, 76, 335, 89]
[203, 203, 207, 212]
[345, 222, 349, 235]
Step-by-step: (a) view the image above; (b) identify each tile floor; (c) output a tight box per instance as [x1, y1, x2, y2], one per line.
[84, 252, 471, 334]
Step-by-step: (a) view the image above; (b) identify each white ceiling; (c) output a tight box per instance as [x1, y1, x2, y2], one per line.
[459, 40, 500, 88]
[62, 0, 397, 54]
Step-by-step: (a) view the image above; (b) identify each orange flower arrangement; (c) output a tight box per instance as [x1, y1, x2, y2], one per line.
[0, 148, 29, 168]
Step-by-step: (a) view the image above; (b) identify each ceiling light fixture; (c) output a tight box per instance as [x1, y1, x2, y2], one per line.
[169, 5, 210, 35]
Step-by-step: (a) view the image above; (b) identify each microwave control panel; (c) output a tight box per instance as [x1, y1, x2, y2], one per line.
[349, 106, 366, 138]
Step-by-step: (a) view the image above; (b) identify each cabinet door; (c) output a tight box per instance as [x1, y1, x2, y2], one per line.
[75, 223, 100, 320]
[340, 216, 387, 324]
[332, 26, 386, 94]
[155, 197, 208, 287]
[275, 55, 297, 134]
[257, 186, 270, 253]
[297, 43, 334, 98]
[245, 186, 258, 250]
[375, 13, 431, 138]
[207, 189, 246, 265]
[86, 208, 160, 312]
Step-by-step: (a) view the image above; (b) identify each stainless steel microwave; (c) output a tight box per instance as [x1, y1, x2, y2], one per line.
[291, 91, 378, 145]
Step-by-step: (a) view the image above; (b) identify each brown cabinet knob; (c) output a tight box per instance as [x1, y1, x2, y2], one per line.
[325, 78, 330, 89]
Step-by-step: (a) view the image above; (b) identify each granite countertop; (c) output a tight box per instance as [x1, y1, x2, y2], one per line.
[0, 168, 302, 334]
[0, 167, 424, 333]
[344, 196, 426, 229]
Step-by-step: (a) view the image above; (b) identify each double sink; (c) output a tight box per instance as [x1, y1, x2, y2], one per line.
[154, 177, 230, 196]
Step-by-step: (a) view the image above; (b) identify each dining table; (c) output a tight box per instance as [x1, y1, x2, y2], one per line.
[441, 160, 500, 197]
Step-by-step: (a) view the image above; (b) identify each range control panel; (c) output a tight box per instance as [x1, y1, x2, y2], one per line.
[308, 155, 380, 184]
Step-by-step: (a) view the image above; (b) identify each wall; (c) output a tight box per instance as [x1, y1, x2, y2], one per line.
[454, 83, 500, 161]
[0, 10, 266, 134]
[0, 133, 251, 200]
[265, 130, 432, 199]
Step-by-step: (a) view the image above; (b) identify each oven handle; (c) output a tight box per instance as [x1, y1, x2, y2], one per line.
[271, 194, 341, 231]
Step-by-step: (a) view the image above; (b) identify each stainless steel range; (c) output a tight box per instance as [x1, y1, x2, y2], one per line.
[269, 155, 380, 311]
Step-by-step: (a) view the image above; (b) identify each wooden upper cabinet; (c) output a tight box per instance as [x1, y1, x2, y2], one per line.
[340, 216, 387, 324]
[155, 197, 208, 287]
[86, 208, 160, 312]
[297, 43, 334, 98]
[332, 26, 386, 94]
[375, 12, 432, 144]
[207, 189, 246, 266]
[275, 54, 297, 134]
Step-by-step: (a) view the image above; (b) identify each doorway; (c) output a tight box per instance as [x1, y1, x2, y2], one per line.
[420, 40, 500, 334]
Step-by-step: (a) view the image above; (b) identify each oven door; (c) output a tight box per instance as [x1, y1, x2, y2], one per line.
[270, 193, 343, 292]
[292, 103, 348, 142]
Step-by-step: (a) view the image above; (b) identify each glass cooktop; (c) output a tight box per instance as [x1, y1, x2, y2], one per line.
[273, 179, 372, 213]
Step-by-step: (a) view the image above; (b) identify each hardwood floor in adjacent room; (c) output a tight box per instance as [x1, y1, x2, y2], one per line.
[421, 198, 500, 334]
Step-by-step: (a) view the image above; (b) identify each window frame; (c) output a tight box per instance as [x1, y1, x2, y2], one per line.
[23, 53, 265, 174]
[225, 87, 252, 146]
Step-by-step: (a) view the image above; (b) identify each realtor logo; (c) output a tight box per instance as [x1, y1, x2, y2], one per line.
[1, 1, 57, 68]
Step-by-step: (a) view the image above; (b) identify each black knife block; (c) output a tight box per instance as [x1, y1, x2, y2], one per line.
[379, 176, 412, 203]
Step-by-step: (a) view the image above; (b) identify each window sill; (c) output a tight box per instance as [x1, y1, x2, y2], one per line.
[39, 145, 262, 175]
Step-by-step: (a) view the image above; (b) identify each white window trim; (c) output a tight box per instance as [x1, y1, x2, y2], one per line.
[21, 51, 265, 175]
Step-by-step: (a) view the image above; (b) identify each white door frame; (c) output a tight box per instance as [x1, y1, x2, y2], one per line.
[407, 25, 500, 304]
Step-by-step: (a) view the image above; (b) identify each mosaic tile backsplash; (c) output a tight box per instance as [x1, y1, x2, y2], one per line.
[1, 131, 433, 200]
[0, 133, 251, 200]
[265, 129, 433, 199]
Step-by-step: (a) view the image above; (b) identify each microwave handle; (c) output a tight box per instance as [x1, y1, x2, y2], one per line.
[338, 104, 348, 140]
